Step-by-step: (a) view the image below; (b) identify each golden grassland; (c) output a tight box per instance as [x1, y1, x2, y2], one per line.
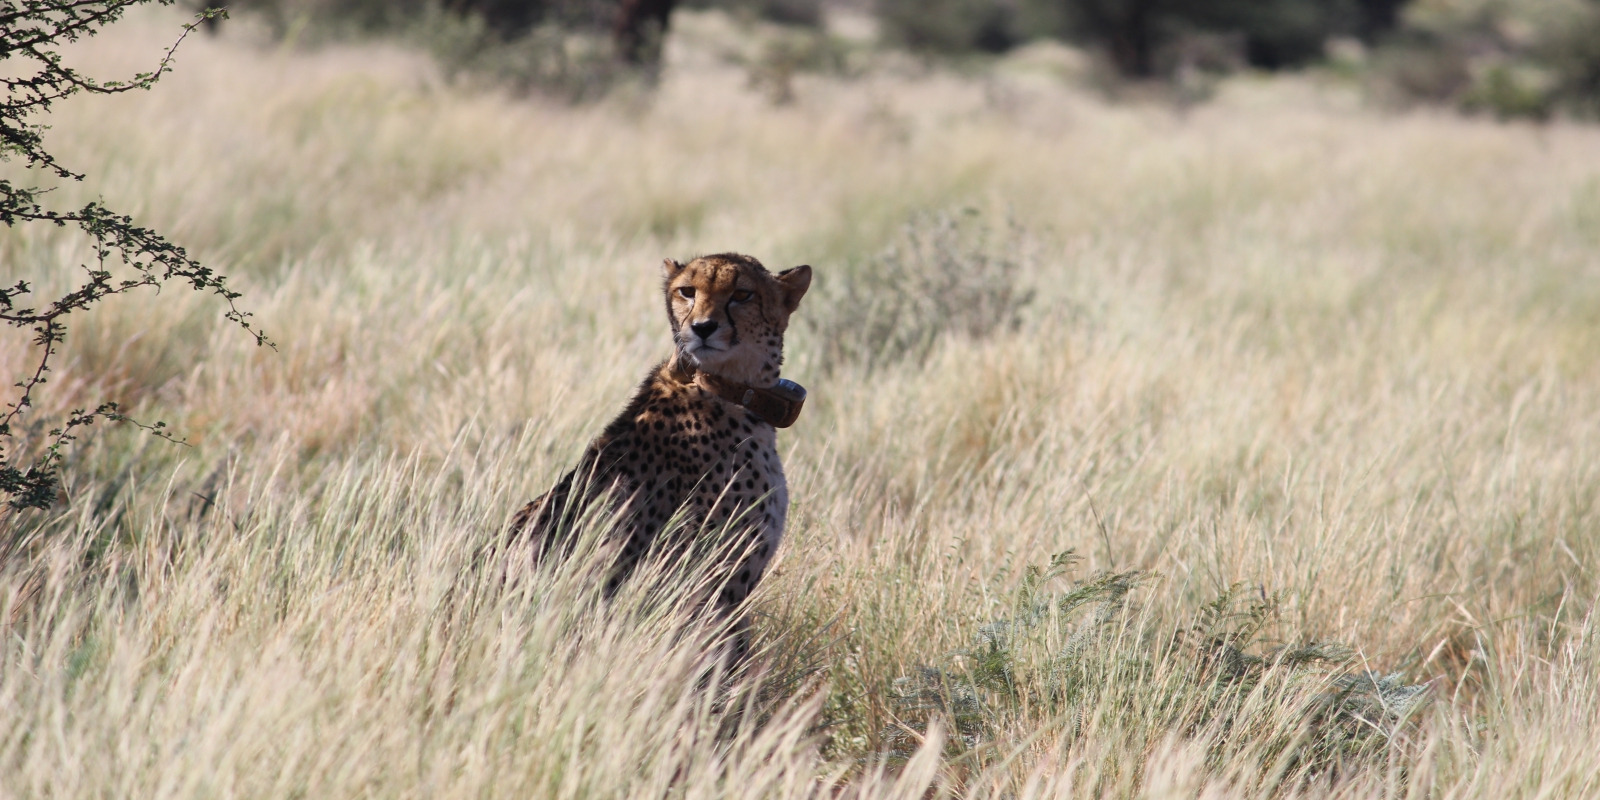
[2, 7, 1599, 797]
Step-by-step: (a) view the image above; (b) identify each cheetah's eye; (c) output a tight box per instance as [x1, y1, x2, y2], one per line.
[730, 290, 754, 303]
[677, 287, 696, 300]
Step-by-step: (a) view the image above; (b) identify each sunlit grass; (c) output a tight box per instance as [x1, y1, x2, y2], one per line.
[2, 6, 1599, 797]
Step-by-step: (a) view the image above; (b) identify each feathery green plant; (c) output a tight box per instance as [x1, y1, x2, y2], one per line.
[883, 552, 1431, 792]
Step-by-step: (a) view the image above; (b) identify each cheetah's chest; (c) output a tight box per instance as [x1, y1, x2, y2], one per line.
[625, 392, 789, 563]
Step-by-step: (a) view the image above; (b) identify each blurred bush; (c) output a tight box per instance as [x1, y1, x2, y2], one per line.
[209, 0, 615, 39]
[203, 0, 428, 40]
[424, 13, 631, 101]
[874, 0, 1407, 76]
[199, 0, 1600, 117]
[677, 0, 853, 105]
[682, 0, 823, 28]
[743, 28, 855, 104]
[875, 0, 1024, 54]
[804, 209, 1035, 374]
[1373, 0, 1600, 120]
[202, 0, 664, 99]
[1050, 0, 1408, 75]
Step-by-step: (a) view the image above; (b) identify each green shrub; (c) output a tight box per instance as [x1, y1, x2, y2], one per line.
[210, 0, 611, 40]
[214, 0, 661, 98]
[874, 0, 1408, 72]
[1534, 0, 1600, 116]
[883, 553, 1431, 789]
[683, 0, 823, 28]
[875, 0, 1022, 55]
[1046, 0, 1405, 77]
[204, 0, 430, 41]
[1461, 62, 1558, 121]
[1374, 0, 1600, 120]
[420, 8, 633, 102]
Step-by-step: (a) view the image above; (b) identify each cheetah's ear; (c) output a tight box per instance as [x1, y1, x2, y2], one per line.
[776, 265, 812, 313]
[661, 258, 685, 281]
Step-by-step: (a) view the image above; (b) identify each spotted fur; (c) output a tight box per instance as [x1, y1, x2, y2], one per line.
[510, 253, 812, 649]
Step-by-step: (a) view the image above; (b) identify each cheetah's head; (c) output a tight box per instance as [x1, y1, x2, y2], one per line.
[662, 253, 811, 386]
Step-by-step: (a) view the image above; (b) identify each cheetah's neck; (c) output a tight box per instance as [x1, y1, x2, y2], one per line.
[661, 357, 806, 429]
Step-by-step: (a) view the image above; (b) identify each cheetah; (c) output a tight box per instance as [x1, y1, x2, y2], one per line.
[508, 253, 812, 648]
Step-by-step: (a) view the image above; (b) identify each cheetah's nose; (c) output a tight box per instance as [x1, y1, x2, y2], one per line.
[691, 320, 719, 340]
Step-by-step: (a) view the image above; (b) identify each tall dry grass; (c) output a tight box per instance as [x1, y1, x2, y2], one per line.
[2, 6, 1599, 797]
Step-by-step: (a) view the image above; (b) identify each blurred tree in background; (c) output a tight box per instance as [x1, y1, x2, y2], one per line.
[874, 0, 1021, 54]
[444, 0, 555, 38]
[874, 0, 1407, 74]
[200, 0, 823, 66]
[208, 0, 606, 39]
[1373, 0, 1600, 120]
[867, 0, 1600, 118]
[196, 0, 837, 97]
[681, 0, 821, 28]
[194, 0, 678, 97]
[187, 0, 1600, 115]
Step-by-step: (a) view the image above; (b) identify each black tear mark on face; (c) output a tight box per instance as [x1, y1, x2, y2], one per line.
[725, 295, 742, 347]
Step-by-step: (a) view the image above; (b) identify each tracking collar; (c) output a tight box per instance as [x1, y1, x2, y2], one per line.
[669, 361, 807, 428]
